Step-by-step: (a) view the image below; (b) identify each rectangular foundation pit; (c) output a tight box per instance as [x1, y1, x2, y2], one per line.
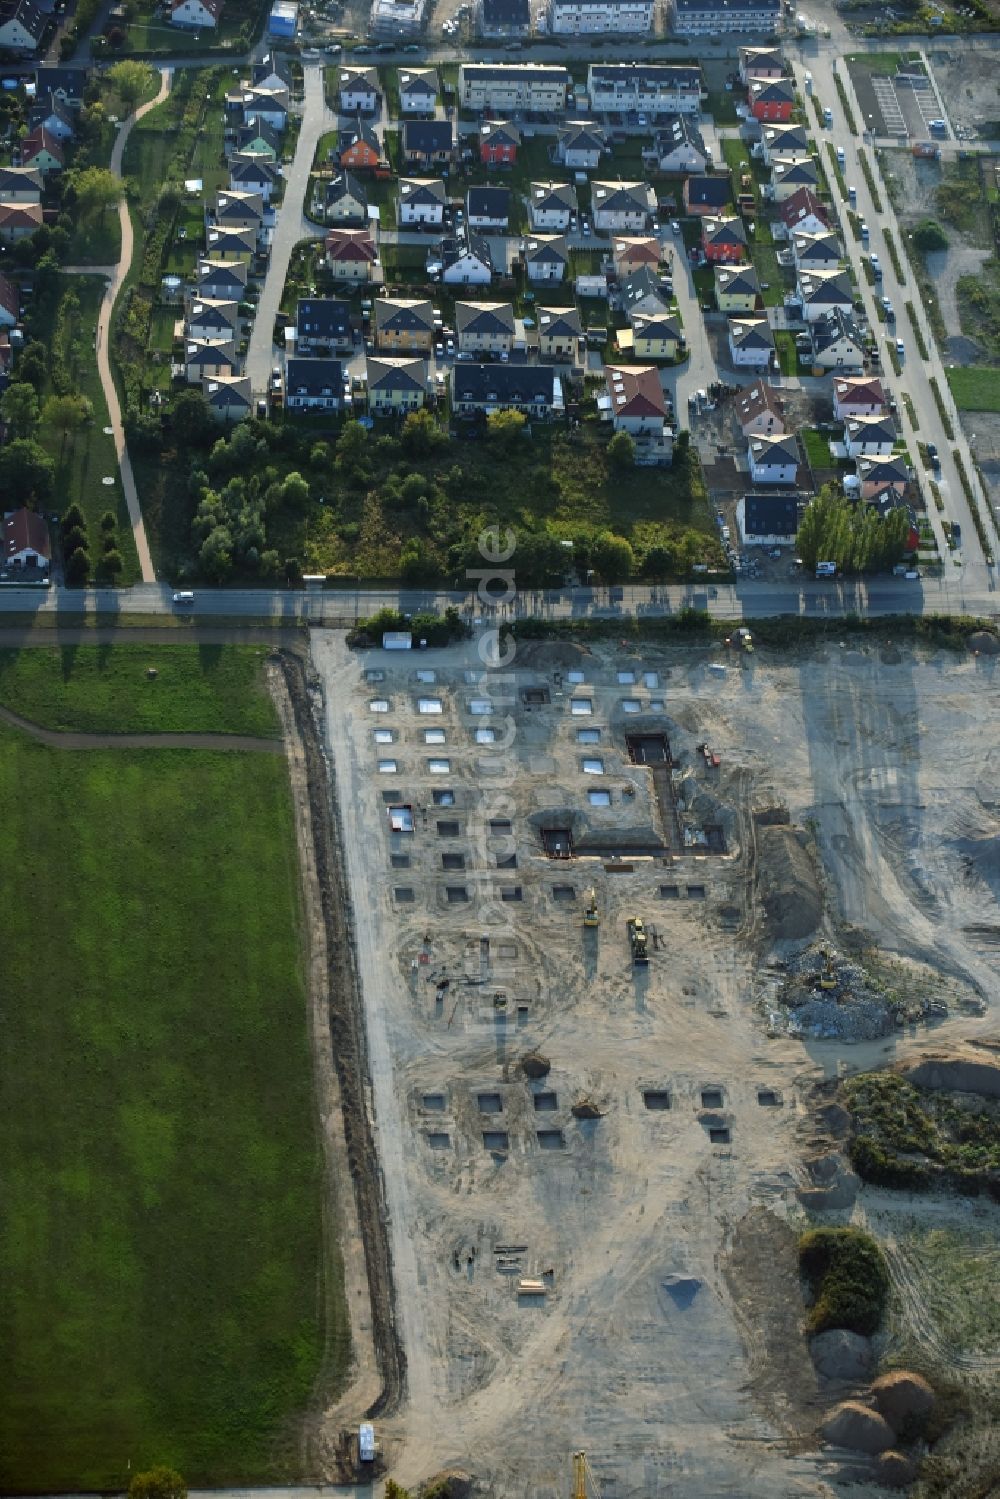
[477, 1092, 503, 1114]
[533, 1091, 558, 1112]
[482, 1131, 509, 1151]
[626, 732, 671, 766]
[643, 1090, 672, 1111]
[536, 1130, 565, 1150]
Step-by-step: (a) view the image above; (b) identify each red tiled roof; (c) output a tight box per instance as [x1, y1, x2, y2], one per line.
[4, 507, 50, 562]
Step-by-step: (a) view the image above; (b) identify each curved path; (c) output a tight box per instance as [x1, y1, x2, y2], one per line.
[81, 68, 172, 587]
[0, 702, 282, 753]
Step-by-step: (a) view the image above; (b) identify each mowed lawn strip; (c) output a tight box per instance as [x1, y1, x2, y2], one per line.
[0, 730, 345, 1490]
[0, 645, 279, 736]
[946, 365, 1000, 413]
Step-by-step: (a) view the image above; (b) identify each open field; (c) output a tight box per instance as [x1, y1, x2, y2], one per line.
[311, 628, 1000, 1496]
[0, 644, 279, 736]
[0, 651, 342, 1491]
[947, 364, 1000, 411]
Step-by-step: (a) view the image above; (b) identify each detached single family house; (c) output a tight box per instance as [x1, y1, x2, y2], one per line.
[399, 67, 438, 114]
[0, 165, 42, 202]
[466, 184, 510, 230]
[325, 227, 379, 280]
[556, 121, 606, 171]
[296, 297, 352, 353]
[339, 67, 380, 114]
[170, 0, 223, 27]
[3, 506, 50, 570]
[367, 356, 429, 414]
[529, 180, 577, 232]
[736, 492, 799, 548]
[374, 297, 435, 353]
[777, 187, 829, 240]
[439, 231, 495, 285]
[748, 77, 794, 122]
[324, 171, 369, 226]
[185, 338, 238, 383]
[536, 305, 582, 361]
[810, 308, 865, 370]
[728, 315, 774, 369]
[748, 432, 799, 485]
[792, 228, 841, 270]
[479, 119, 521, 166]
[797, 266, 854, 323]
[630, 311, 682, 361]
[715, 262, 758, 312]
[338, 120, 383, 173]
[702, 214, 746, 264]
[591, 180, 655, 234]
[843, 413, 896, 458]
[736, 378, 785, 438]
[833, 374, 886, 420]
[647, 114, 709, 174]
[604, 363, 668, 436]
[0, 202, 42, 241]
[402, 119, 454, 169]
[399, 177, 446, 227]
[683, 174, 729, 216]
[524, 233, 569, 283]
[203, 374, 252, 422]
[770, 155, 819, 203]
[455, 300, 516, 355]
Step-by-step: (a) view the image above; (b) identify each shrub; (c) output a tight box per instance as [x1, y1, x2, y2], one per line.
[799, 1227, 889, 1337]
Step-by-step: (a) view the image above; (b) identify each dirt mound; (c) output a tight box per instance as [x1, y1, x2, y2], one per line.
[816, 1102, 853, 1139]
[571, 1098, 602, 1119]
[512, 641, 592, 670]
[968, 631, 1000, 656]
[875, 1450, 918, 1488]
[872, 1371, 935, 1430]
[821, 1401, 895, 1453]
[756, 826, 823, 940]
[418, 1470, 476, 1498]
[810, 1330, 875, 1382]
[521, 1053, 551, 1079]
[898, 1050, 1000, 1099]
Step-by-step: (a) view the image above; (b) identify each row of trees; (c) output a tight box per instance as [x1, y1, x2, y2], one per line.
[795, 485, 912, 574]
[60, 504, 124, 584]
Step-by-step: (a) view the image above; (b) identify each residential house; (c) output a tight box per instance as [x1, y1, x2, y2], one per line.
[242, 87, 289, 134]
[251, 53, 293, 93]
[591, 180, 655, 234]
[478, 0, 531, 36]
[170, 0, 222, 25]
[858, 455, 909, 497]
[523, 233, 569, 283]
[604, 364, 668, 436]
[230, 156, 278, 201]
[203, 374, 252, 422]
[748, 77, 795, 121]
[586, 63, 703, 116]
[211, 189, 265, 234]
[0, 271, 18, 328]
[186, 297, 239, 341]
[296, 297, 352, 353]
[843, 413, 896, 458]
[459, 63, 571, 113]
[738, 45, 785, 83]
[613, 235, 660, 275]
[736, 378, 785, 437]
[702, 214, 746, 264]
[867, 486, 919, 551]
[550, 0, 654, 34]
[184, 338, 238, 383]
[367, 356, 429, 414]
[402, 118, 454, 169]
[748, 431, 799, 485]
[324, 170, 369, 226]
[479, 119, 520, 166]
[285, 357, 344, 411]
[736, 492, 798, 547]
[235, 119, 281, 161]
[0, 0, 46, 53]
[19, 127, 64, 173]
[467, 184, 510, 230]
[770, 155, 819, 202]
[31, 96, 74, 140]
[791, 228, 841, 270]
[529, 181, 577, 232]
[205, 226, 256, 261]
[452, 361, 563, 418]
[555, 120, 606, 170]
[399, 67, 439, 114]
[0, 202, 42, 241]
[683, 174, 729, 215]
[647, 114, 710, 174]
[455, 300, 516, 355]
[2, 506, 50, 571]
[375, 296, 435, 353]
[715, 261, 759, 312]
[0, 166, 42, 202]
[832, 374, 886, 420]
[326, 227, 379, 280]
[338, 119, 383, 172]
[797, 266, 854, 323]
[810, 308, 865, 371]
[196, 257, 248, 300]
[777, 187, 830, 239]
[399, 177, 446, 227]
[440, 231, 494, 285]
[536, 304, 582, 361]
[759, 121, 809, 166]
[673, 0, 781, 30]
[339, 66, 380, 115]
[728, 315, 774, 369]
[630, 311, 682, 361]
[620, 265, 668, 320]
[35, 68, 86, 108]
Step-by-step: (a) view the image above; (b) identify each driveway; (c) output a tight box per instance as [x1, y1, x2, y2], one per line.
[245, 58, 337, 394]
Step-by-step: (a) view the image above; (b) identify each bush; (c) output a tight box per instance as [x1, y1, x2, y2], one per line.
[64, 548, 92, 585]
[799, 1227, 889, 1337]
[849, 1135, 932, 1191]
[912, 218, 949, 255]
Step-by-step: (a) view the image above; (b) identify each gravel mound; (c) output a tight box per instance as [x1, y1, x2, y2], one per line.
[810, 1330, 875, 1382]
[875, 1450, 918, 1488]
[418, 1470, 476, 1498]
[521, 1053, 551, 1079]
[757, 825, 823, 940]
[872, 1370, 935, 1430]
[899, 1051, 1000, 1099]
[821, 1401, 896, 1453]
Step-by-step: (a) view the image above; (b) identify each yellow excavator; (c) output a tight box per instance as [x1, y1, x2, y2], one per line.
[572, 1451, 601, 1499]
[628, 917, 649, 966]
[583, 888, 599, 929]
[817, 949, 836, 991]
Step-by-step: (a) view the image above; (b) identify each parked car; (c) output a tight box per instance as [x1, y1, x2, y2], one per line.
[952, 522, 962, 545]
[895, 336, 905, 357]
[824, 106, 833, 126]
[836, 145, 845, 164]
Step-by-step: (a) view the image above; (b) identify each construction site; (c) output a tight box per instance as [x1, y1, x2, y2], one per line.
[298, 628, 1000, 1499]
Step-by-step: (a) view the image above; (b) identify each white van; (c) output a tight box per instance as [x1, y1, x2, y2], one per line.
[815, 561, 836, 578]
[172, 591, 195, 605]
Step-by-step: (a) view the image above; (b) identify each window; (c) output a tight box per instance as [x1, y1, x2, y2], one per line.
[577, 727, 601, 744]
[418, 697, 443, 714]
[428, 758, 450, 774]
[617, 670, 635, 684]
[369, 699, 390, 713]
[377, 759, 398, 773]
[622, 699, 642, 714]
[476, 726, 496, 744]
[433, 789, 455, 806]
[571, 698, 594, 716]
[424, 727, 446, 744]
[588, 789, 611, 806]
[469, 699, 492, 715]
[582, 758, 604, 774]
[373, 728, 394, 744]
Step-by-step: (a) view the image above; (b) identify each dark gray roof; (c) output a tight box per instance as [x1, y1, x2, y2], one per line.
[399, 69, 437, 95]
[400, 178, 446, 206]
[443, 231, 494, 270]
[455, 300, 515, 335]
[538, 306, 581, 338]
[296, 298, 351, 341]
[686, 175, 729, 207]
[325, 170, 368, 205]
[811, 308, 863, 351]
[286, 357, 344, 397]
[33, 66, 85, 100]
[589, 63, 701, 90]
[454, 362, 558, 405]
[236, 118, 281, 150]
[481, 0, 530, 26]
[750, 432, 799, 465]
[3, 0, 45, 42]
[621, 265, 667, 313]
[467, 185, 510, 219]
[403, 119, 453, 153]
[742, 493, 799, 538]
[679, 0, 779, 10]
[252, 53, 293, 89]
[230, 156, 277, 185]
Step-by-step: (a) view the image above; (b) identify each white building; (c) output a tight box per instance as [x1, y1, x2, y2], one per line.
[550, 0, 653, 33]
[586, 63, 702, 116]
[747, 432, 799, 485]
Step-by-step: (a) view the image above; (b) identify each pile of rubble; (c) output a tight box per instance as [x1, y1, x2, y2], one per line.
[768, 945, 946, 1043]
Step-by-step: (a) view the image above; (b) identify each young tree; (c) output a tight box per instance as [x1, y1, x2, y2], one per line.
[42, 393, 92, 456]
[104, 59, 154, 112]
[61, 503, 87, 536]
[14, 342, 47, 392]
[128, 1469, 186, 1499]
[0, 438, 55, 505]
[172, 389, 214, 449]
[64, 548, 91, 584]
[607, 430, 635, 469]
[401, 407, 445, 456]
[66, 166, 123, 224]
[100, 509, 117, 533]
[96, 547, 123, 581]
[486, 408, 527, 447]
[0, 381, 40, 440]
[592, 531, 635, 582]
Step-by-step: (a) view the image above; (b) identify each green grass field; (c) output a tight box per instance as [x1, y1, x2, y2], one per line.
[0, 645, 279, 736]
[0, 653, 342, 1491]
[946, 364, 1000, 412]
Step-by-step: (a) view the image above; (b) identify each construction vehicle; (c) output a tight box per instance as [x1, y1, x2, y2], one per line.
[817, 950, 836, 991]
[628, 917, 649, 966]
[583, 888, 599, 929]
[572, 1450, 601, 1499]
